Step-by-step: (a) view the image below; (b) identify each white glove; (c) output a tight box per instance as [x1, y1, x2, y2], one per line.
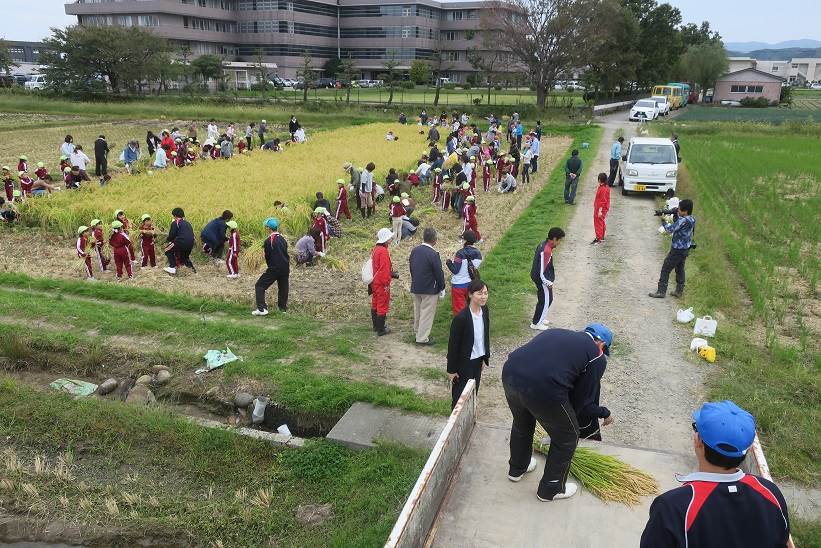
[439, 290, 446, 299]
[543, 281, 553, 288]
[658, 225, 666, 234]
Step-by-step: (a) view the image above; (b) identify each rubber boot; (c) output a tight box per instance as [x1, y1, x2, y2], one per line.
[376, 315, 391, 336]
[648, 289, 666, 298]
[370, 309, 378, 331]
[360, 207, 366, 219]
[670, 286, 684, 298]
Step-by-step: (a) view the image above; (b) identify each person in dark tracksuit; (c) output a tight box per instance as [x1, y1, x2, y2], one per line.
[201, 210, 233, 259]
[447, 280, 490, 410]
[163, 208, 196, 276]
[569, 347, 613, 441]
[530, 227, 564, 331]
[502, 324, 613, 501]
[94, 135, 109, 177]
[253, 217, 289, 316]
[564, 149, 583, 204]
[649, 199, 695, 299]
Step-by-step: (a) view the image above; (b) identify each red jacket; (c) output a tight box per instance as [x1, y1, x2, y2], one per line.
[17, 160, 27, 173]
[390, 202, 406, 218]
[228, 230, 240, 253]
[463, 202, 477, 223]
[35, 167, 48, 180]
[371, 244, 392, 286]
[93, 226, 105, 247]
[312, 216, 328, 238]
[109, 231, 130, 252]
[337, 185, 347, 203]
[594, 184, 610, 216]
[76, 235, 89, 258]
[161, 136, 176, 158]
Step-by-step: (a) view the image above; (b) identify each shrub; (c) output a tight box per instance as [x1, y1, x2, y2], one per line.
[443, 83, 457, 90]
[472, 97, 482, 105]
[493, 85, 503, 91]
[461, 84, 471, 90]
[739, 96, 769, 108]
[399, 81, 414, 90]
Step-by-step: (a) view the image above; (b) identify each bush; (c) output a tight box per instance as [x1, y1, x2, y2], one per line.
[493, 85, 503, 91]
[739, 96, 769, 108]
[443, 83, 457, 90]
[461, 84, 471, 90]
[399, 81, 414, 90]
[472, 97, 482, 105]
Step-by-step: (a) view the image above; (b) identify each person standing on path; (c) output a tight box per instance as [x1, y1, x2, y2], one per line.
[447, 279, 490, 410]
[649, 199, 695, 299]
[409, 228, 446, 346]
[529, 130, 541, 173]
[369, 228, 397, 336]
[591, 173, 610, 245]
[94, 135, 109, 179]
[530, 227, 565, 330]
[564, 149, 583, 205]
[640, 401, 791, 548]
[446, 230, 482, 316]
[502, 324, 613, 501]
[608, 136, 623, 187]
[253, 217, 289, 316]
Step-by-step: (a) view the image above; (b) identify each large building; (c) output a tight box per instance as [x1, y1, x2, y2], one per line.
[64, 0, 505, 83]
[728, 56, 821, 85]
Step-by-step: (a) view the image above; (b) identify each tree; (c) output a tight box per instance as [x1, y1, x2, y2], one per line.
[335, 55, 357, 103]
[40, 25, 172, 94]
[0, 39, 19, 78]
[409, 60, 432, 85]
[582, 0, 640, 99]
[621, 0, 683, 88]
[252, 48, 269, 96]
[467, 31, 505, 104]
[679, 21, 721, 49]
[177, 44, 194, 88]
[323, 57, 342, 78]
[679, 41, 728, 99]
[295, 54, 314, 103]
[428, 42, 452, 107]
[191, 54, 226, 91]
[379, 54, 400, 106]
[483, 0, 598, 108]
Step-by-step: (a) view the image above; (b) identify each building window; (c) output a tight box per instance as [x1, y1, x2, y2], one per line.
[730, 84, 764, 93]
[771, 66, 779, 72]
[791, 63, 799, 68]
[116, 15, 133, 26]
[444, 31, 456, 41]
[445, 51, 460, 61]
[137, 15, 159, 27]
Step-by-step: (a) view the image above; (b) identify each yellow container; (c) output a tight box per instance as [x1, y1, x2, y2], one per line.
[698, 345, 716, 363]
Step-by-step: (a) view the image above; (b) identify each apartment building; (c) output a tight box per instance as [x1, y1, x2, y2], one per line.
[64, 0, 507, 83]
[727, 56, 821, 85]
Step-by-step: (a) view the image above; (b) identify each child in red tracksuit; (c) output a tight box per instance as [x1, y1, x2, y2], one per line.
[432, 169, 443, 203]
[109, 220, 133, 280]
[389, 196, 406, 246]
[463, 195, 481, 242]
[592, 172, 610, 245]
[370, 228, 396, 336]
[18, 172, 33, 198]
[139, 214, 157, 268]
[76, 225, 94, 280]
[35, 162, 49, 182]
[335, 179, 351, 220]
[495, 155, 507, 183]
[2, 167, 13, 201]
[91, 219, 109, 272]
[226, 220, 240, 278]
[440, 175, 451, 211]
[17, 156, 28, 174]
[115, 209, 137, 263]
[482, 159, 493, 192]
[311, 208, 329, 255]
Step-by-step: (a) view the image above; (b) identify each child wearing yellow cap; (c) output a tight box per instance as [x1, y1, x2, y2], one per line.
[139, 213, 157, 268]
[76, 226, 94, 281]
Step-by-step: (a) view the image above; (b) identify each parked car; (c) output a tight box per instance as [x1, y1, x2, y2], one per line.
[651, 95, 670, 116]
[315, 78, 336, 89]
[357, 79, 372, 88]
[24, 74, 47, 90]
[629, 99, 659, 121]
[371, 79, 384, 88]
[269, 76, 287, 89]
[811, 82, 821, 90]
[619, 137, 678, 195]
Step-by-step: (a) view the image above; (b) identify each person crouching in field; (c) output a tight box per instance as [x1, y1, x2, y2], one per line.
[225, 220, 240, 279]
[76, 225, 94, 281]
[109, 221, 133, 281]
[90, 219, 109, 273]
[295, 229, 319, 266]
[139, 214, 157, 269]
[163, 208, 197, 276]
[592, 172, 610, 245]
[311, 208, 329, 256]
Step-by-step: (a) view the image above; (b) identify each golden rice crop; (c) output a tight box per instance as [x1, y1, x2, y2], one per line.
[21, 122, 422, 241]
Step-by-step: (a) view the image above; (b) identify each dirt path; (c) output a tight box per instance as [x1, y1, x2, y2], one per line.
[477, 113, 706, 456]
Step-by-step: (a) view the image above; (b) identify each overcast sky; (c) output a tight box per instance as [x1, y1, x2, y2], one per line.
[3, 0, 819, 44]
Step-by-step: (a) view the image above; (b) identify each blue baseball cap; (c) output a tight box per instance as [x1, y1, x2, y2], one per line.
[692, 401, 755, 458]
[264, 217, 279, 230]
[584, 323, 613, 356]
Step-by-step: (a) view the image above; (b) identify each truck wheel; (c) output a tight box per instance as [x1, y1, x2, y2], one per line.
[622, 187, 629, 196]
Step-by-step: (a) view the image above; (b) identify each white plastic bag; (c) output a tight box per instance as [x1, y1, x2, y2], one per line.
[361, 258, 374, 284]
[693, 316, 717, 337]
[252, 397, 268, 425]
[677, 307, 695, 323]
[277, 424, 292, 436]
[690, 338, 709, 352]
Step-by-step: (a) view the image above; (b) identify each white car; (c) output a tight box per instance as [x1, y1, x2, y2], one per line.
[651, 95, 670, 116]
[24, 74, 47, 90]
[629, 99, 659, 121]
[619, 137, 679, 195]
[811, 82, 821, 90]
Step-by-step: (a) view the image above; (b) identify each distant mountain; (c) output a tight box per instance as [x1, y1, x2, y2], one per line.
[725, 39, 821, 52]
[727, 47, 821, 60]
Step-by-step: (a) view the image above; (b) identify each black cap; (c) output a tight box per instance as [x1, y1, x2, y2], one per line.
[461, 230, 477, 244]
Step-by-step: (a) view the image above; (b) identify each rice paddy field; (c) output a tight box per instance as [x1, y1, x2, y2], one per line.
[675, 104, 818, 123]
[18, 122, 423, 240]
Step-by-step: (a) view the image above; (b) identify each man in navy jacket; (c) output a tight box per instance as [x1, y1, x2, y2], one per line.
[409, 228, 446, 345]
[200, 210, 233, 259]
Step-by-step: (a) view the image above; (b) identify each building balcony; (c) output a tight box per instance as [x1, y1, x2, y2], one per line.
[65, 0, 234, 21]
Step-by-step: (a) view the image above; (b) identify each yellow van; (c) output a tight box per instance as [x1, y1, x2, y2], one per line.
[652, 85, 682, 109]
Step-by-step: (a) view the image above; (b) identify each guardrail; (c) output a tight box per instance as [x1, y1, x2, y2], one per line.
[593, 100, 635, 115]
[384, 380, 477, 548]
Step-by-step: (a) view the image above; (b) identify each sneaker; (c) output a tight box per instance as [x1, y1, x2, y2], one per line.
[508, 458, 537, 482]
[251, 309, 269, 316]
[530, 323, 549, 331]
[541, 319, 550, 326]
[590, 239, 600, 245]
[86, 277, 97, 282]
[648, 291, 665, 298]
[227, 274, 238, 279]
[163, 267, 176, 275]
[538, 482, 578, 501]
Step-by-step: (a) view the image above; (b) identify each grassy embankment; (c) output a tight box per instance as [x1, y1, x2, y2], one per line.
[665, 122, 819, 486]
[429, 123, 603, 344]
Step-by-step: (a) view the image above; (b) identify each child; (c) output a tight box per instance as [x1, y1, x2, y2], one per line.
[226, 220, 240, 278]
[386, 131, 396, 141]
[68, 166, 83, 189]
[109, 220, 133, 280]
[2, 167, 14, 201]
[521, 145, 532, 185]
[76, 225, 94, 280]
[311, 207, 328, 256]
[70, 145, 91, 181]
[34, 162, 50, 182]
[59, 155, 71, 173]
[211, 144, 221, 160]
[440, 175, 451, 211]
[482, 159, 493, 192]
[431, 167, 443, 204]
[295, 228, 318, 266]
[389, 196, 406, 246]
[495, 154, 508, 183]
[90, 219, 110, 273]
[463, 195, 481, 243]
[17, 155, 28, 174]
[592, 172, 610, 245]
[114, 209, 137, 263]
[0, 196, 19, 223]
[18, 172, 33, 198]
[139, 213, 157, 268]
[335, 179, 351, 220]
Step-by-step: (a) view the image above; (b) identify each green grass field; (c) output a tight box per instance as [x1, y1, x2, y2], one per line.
[791, 89, 821, 110]
[670, 123, 820, 485]
[675, 104, 818, 123]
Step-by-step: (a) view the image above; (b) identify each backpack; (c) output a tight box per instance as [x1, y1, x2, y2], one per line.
[361, 258, 374, 284]
[467, 258, 480, 281]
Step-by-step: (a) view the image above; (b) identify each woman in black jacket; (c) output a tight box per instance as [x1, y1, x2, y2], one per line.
[446, 279, 490, 409]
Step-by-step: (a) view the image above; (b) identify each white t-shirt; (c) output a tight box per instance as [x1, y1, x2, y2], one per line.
[416, 162, 430, 176]
[70, 151, 90, 170]
[470, 308, 485, 360]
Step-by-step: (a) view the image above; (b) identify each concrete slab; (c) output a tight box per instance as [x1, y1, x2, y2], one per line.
[327, 402, 446, 451]
[428, 423, 696, 548]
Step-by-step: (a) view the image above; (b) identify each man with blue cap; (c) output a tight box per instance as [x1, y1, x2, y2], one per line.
[641, 401, 790, 548]
[252, 217, 289, 316]
[501, 323, 613, 502]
